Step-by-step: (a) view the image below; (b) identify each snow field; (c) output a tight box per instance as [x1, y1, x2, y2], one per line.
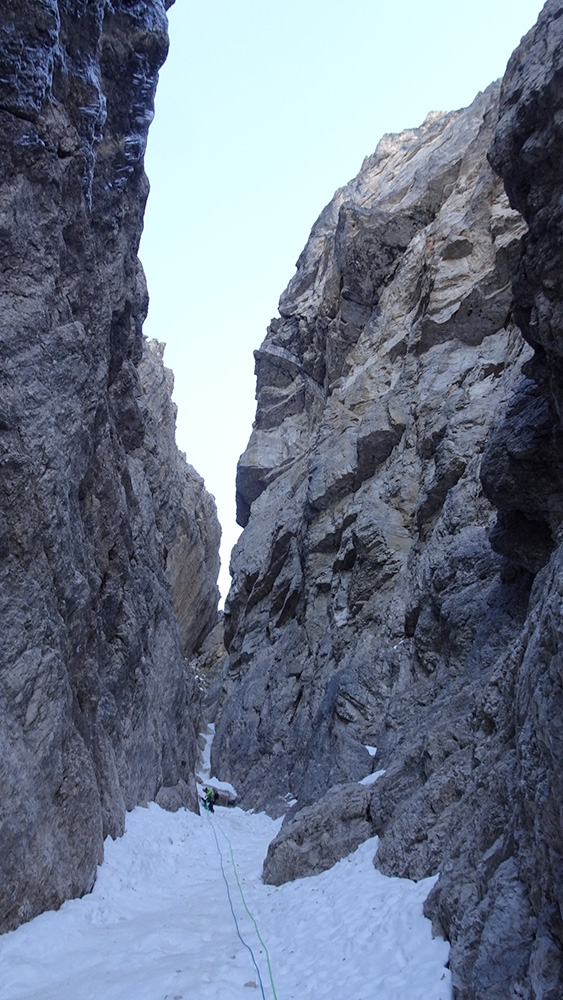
[0, 802, 451, 1000]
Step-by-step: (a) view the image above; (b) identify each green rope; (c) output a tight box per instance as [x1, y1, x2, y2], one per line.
[215, 817, 280, 1000]
[205, 811, 267, 1000]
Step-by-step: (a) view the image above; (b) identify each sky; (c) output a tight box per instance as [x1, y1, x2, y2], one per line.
[140, 0, 545, 599]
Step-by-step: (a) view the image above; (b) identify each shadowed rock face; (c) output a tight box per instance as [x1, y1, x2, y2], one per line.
[465, 1, 563, 995]
[0, 1, 219, 932]
[482, 0, 563, 580]
[212, 2, 563, 997]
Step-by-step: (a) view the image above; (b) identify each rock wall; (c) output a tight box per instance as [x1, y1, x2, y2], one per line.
[212, 2, 563, 997]
[214, 81, 528, 814]
[0, 1, 220, 932]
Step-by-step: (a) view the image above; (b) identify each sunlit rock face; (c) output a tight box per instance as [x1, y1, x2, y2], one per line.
[213, 3, 563, 994]
[0, 0, 219, 932]
[215, 81, 528, 816]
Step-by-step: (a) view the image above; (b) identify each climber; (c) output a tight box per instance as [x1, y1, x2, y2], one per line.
[202, 786, 217, 813]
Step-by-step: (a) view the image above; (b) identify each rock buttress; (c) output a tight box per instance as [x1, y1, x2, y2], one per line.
[0, 1, 220, 932]
[213, 4, 563, 994]
[426, 3, 563, 988]
[215, 82, 529, 820]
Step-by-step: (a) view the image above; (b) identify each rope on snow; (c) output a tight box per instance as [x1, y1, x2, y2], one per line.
[205, 809, 267, 1000]
[215, 817, 279, 1000]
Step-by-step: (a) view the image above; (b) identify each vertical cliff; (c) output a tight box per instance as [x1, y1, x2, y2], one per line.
[211, 2, 563, 997]
[0, 0, 220, 932]
[425, 4, 563, 992]
[214, 82, 528, 817]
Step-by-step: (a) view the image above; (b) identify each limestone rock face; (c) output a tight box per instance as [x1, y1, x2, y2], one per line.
[0, 1, 219, 932]
[484, 0, 563, 573]
[215, 81, 528, 817]
[467, 1, 563, 994]
[137, 340, 221, 657]
[213, 4, 563, 995]
[262, 782, 374, 886]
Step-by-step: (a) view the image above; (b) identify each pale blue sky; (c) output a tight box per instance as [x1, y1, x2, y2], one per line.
[140, 0, 545, 599]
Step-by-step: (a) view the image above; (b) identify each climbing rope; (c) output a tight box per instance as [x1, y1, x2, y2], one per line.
[215, 818, 279, 1000]
[205, 809, 267, 1000]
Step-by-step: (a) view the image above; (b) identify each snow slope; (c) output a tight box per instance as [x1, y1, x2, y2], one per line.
[0, 801, 451, 1000]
